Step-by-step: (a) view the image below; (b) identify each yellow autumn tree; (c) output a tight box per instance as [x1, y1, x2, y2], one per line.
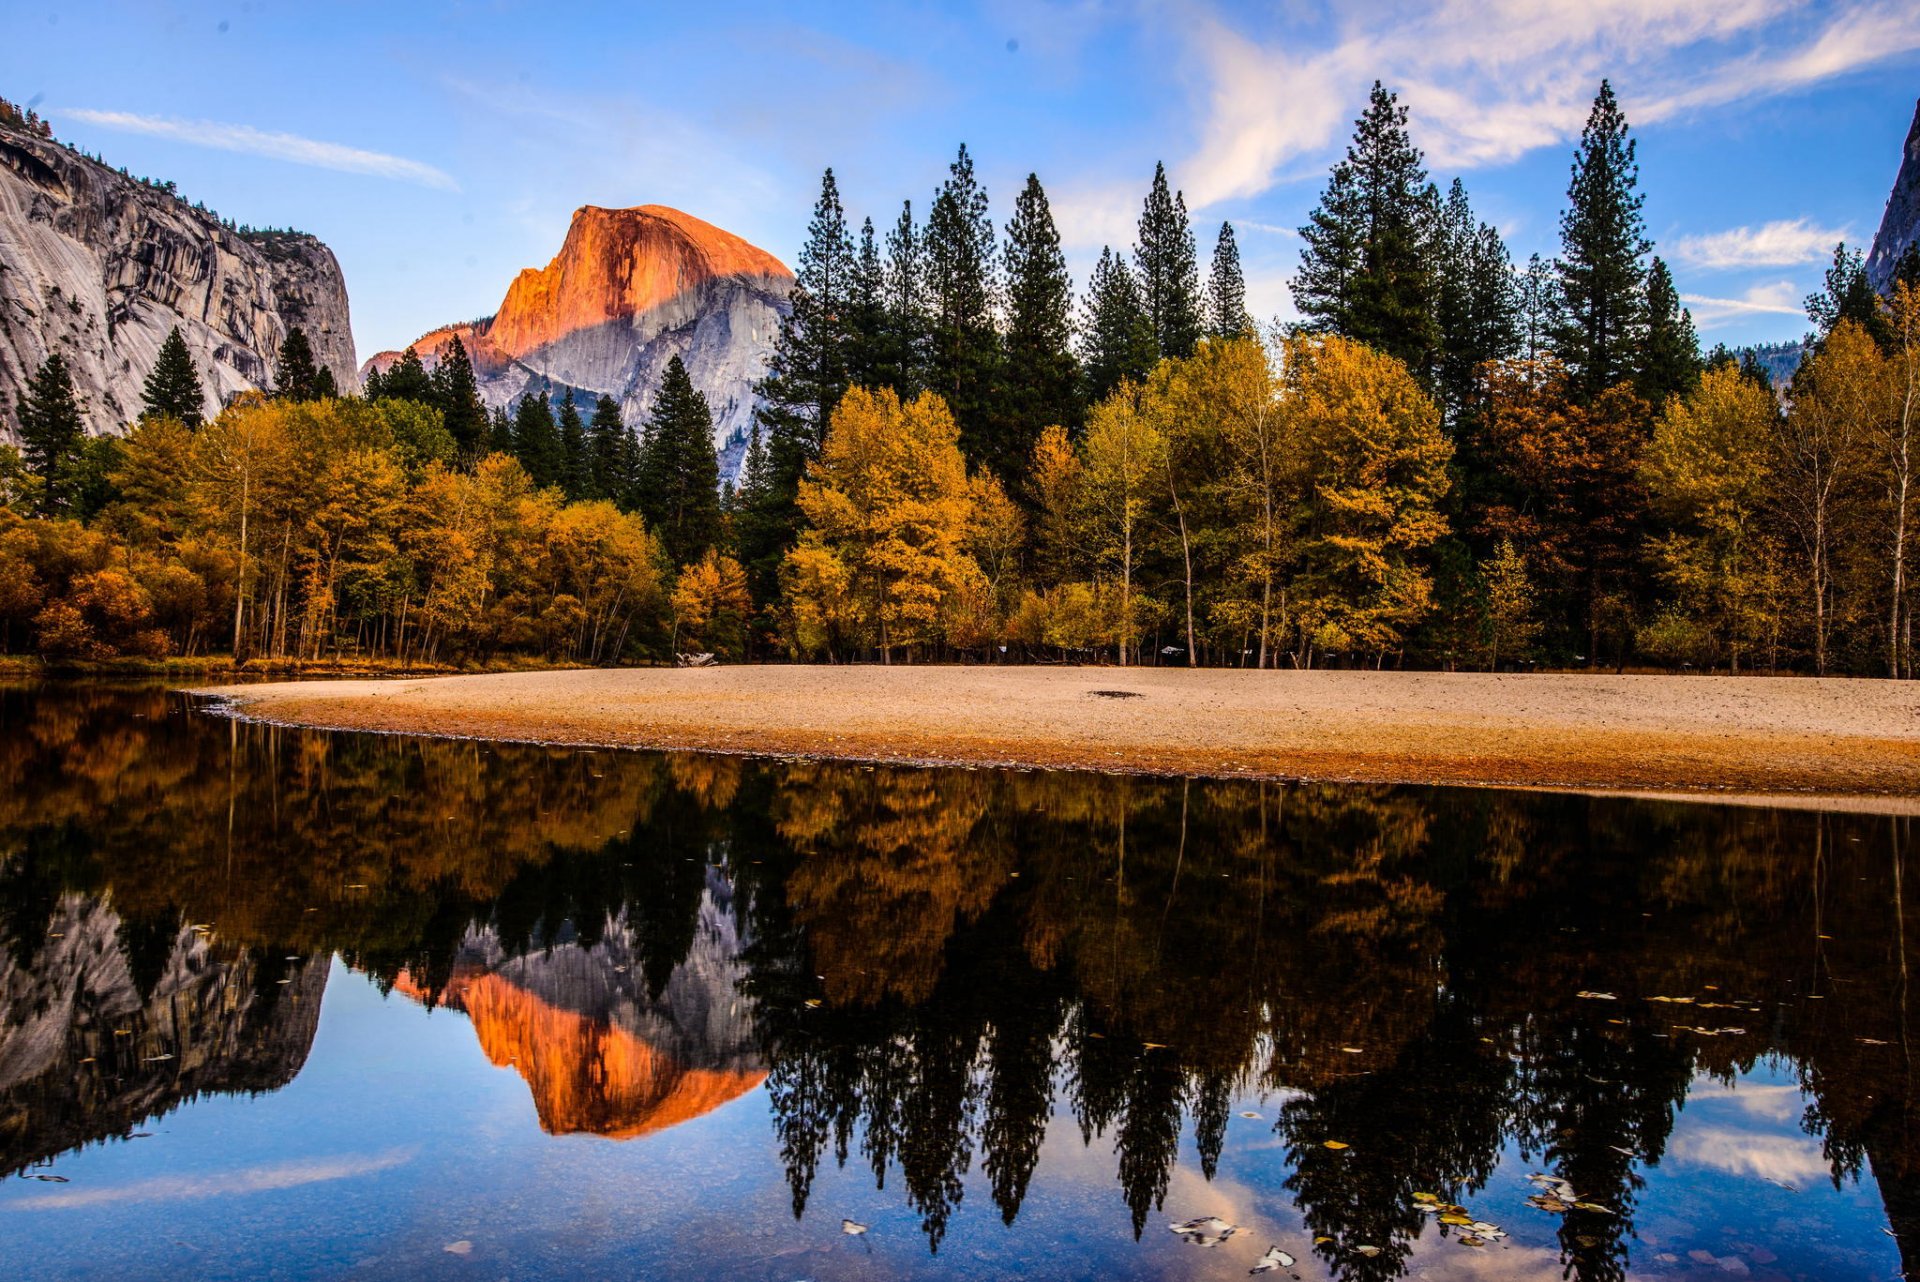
[1078, 386, 1167, 665]
[671, 549, 752, 657]
[785, 386, 980, 662]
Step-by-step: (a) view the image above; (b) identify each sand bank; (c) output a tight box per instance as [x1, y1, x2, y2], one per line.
[194, 666, 1920, 809]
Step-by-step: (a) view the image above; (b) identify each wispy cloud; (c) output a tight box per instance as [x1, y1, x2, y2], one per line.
[1671, 1126, 1829, 1185]
[59, 109, 459, 191]
[8, 1148, 415, 1210]
[1174, 0, 1920, 209]
[1681, 280, 1808, 327]
[1674, 218, 1849, 269]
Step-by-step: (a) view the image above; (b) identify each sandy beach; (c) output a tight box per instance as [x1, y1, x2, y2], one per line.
[194, 665, 1920, 807]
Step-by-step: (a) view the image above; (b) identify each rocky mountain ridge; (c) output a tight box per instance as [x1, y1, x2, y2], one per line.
[1868, 97, 1920, 293]
[368, 204, 790, 472]
[0, 117, 357, 436]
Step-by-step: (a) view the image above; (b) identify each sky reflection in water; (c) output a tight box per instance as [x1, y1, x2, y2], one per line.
[0, 683, 1907, 1280]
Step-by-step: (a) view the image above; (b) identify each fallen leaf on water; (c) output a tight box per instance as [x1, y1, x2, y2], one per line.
[1339, 1046, 1364, 1054]
[1575, 991, 1617, 1001]
[1249, 1245, 1296, 1274]
[1353, 1244, 1382, 1258]
[1313, 1236, 1334, 1246]
[803, 999, 823, 1009]
[1460, 1235, 1487, 1248]
[1573, 1202, 1614, 1215]
[841, 1219, 868, 1236]
[1142, 1042, 1168, 1051]
[1168, 1216, 1241, 1246]
[1322, 1140, 1350, 1150]
[442, 1241, 472, 1256]
[29, 1174, 69, 1182]
[1239, 1111, 1261, 1119]
[1439, 1213, 1474, 1227]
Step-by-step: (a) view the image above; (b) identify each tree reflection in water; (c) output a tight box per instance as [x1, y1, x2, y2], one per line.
[0, 683, 1911, 1278]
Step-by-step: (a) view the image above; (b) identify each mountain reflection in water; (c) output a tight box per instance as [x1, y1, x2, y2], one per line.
[0, 682, 1910, 1281]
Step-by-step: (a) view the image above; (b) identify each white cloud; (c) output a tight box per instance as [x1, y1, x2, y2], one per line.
[59, 109, 459, 191]
[8, 1149, 415, 1210]
[1670, 1126, 1829, 1185]
[1674, 218, 1849, 270]
[1680, 280, 1807, 327]
[1174, 0, 1920, 210]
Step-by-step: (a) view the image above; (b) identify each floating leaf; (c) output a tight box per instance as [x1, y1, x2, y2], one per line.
[442, 1241, 472, 1256]
[1353, 1244, 1382, 1258]
[1575, 991, 1617, 1001]
[840, 1219, 868, 1236]
[1249, 1245, 1296, 1274]
[1239, 1111, 1261, 1119]
[1322, 1140, 1350, 1151]
[1168, 1216, 1241, 1246]
[1572, 1202, 1613, 1215]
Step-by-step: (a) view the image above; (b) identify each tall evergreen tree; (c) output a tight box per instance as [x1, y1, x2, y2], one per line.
[1637, 256, 1700, 408]
[1554, 80, 1650, 402]
[1516, 252, 1560, 365]
[272, 326, 323, 401]
[845, 217, 888, 391]
[513, 392, 562, 489]
[557, 390, 590, 499]
[1433, 179, 1519, 426]
[1134, 162, 1204, 360]
[636, 355, 722, 567]
[923, 142, 1002, 461]
[881, 201, 927, 396]
[1080, 247, 1154, 405]
[732, 423, 784, 607]
[141, 326, 205, 426]
[14, 351, 85, 516]
[487, 405, 515, 456]
[748, 169, 857, 592]
[432, 334, 487, 459]
[586, 394, 629, 504]
[1293, 82, 1440, 376]
[1805, 242, 1888, 347]
[361, 363, 386, 400]
[998, 172, 1080, 481]
[314, 366, 338, 399]
[379, 347, 436, 403]
[1205, 221, 1250, 339]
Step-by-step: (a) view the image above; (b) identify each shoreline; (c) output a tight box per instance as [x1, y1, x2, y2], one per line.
[192, 666, 1920, 812]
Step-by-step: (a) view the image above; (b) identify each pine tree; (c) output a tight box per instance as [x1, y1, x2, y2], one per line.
[273, 326, 323, 401]
[432, 333, 487, 460]
[379, 347, 436, 404]
[586, 394, 628, 504]
[1293, 82, 1440, 376]
[487, 406, 515, 456]
[1080, 247, 1155, 404]
[1517, 253, 1560, 365]
[557, 390, 590, 499]
[881, 201, 927, 396]
[14, 352, 86, 516]
[636, 355, 722, 567]
[733, 423, 783, 606]
[314, 366, 338, 399]
[1638, 256, 1700, 408]
[1554, 80, 1650, 402]
[1134, 162, 1203, 360]
[845, 217, 888, 391]
[1205, 221, 1250, 338]
[513, 392, 562, 489]
[1805, 242, 1888, 347]
[141, 326, 205, 426]
[361, 364, 386, 400]
[998, 172, 1080, 482]
[923, 142, 1002, 461]
[1433, 179, 1519, 426]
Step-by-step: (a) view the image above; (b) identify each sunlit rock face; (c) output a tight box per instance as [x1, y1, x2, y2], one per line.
[0, 121, 358, 437]
[394, 871, 762, 1139]
[365, 205, 791, 477]
[0, 895, 328, 1176]
[1869, 98, 1920, 293]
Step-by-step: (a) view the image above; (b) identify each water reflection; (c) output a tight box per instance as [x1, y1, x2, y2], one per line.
[0, 683, 1910, 1280]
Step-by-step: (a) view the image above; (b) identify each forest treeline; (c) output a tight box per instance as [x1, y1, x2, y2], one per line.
[5, 81, 1919, 671]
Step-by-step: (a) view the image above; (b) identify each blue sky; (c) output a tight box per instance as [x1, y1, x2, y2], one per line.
[8, 0, 1918, 360]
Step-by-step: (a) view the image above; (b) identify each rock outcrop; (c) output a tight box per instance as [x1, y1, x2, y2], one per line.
[368, 205, 790, 475]
[0, 118, 357, 437]
[1869, 98, 1920, 294]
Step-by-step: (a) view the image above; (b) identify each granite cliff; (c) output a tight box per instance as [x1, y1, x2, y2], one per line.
[368, 205, 790, 473]
[0, 115, 357, 437]
[1869, 97, 1920, 294]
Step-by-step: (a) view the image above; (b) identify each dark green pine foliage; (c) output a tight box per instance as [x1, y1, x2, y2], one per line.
[141, 326, 205, 426]
[272, 327, 324, 401]
[556, 392, 591, 499]
[636, 355, 721, 567]
[1805, 243, 1889, 347]
[314, 366, 338, 399]
[1205, 222, 1250, 339]
[881, 201, 927, 396]
[1516, 253, 1560, 365]
[1080, 247, 1155, 404]
[1432, 179, 1519, 427]
[586, 395, 630, 504]
[1293, 83, 1440, 377]
[924, 143, 1002, 462]
[379, 347, 436, 404]
[487, 406, 515, 456]
[732, 424, 783, 605]
[844, 217, 889, 392]
[513, 392, 563, 490]
[14, 352, 86, 516]
[1637, 256, 1700, 408]
[1133, 162, 1203, 360]
[1554, 80, 1650, 402]
[361, 364, 386, 400]
[998, 172, 1080, 478]
[432, 334, 488, 460]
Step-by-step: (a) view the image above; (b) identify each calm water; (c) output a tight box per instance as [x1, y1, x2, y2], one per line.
[0, 684, 1909, 1281]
